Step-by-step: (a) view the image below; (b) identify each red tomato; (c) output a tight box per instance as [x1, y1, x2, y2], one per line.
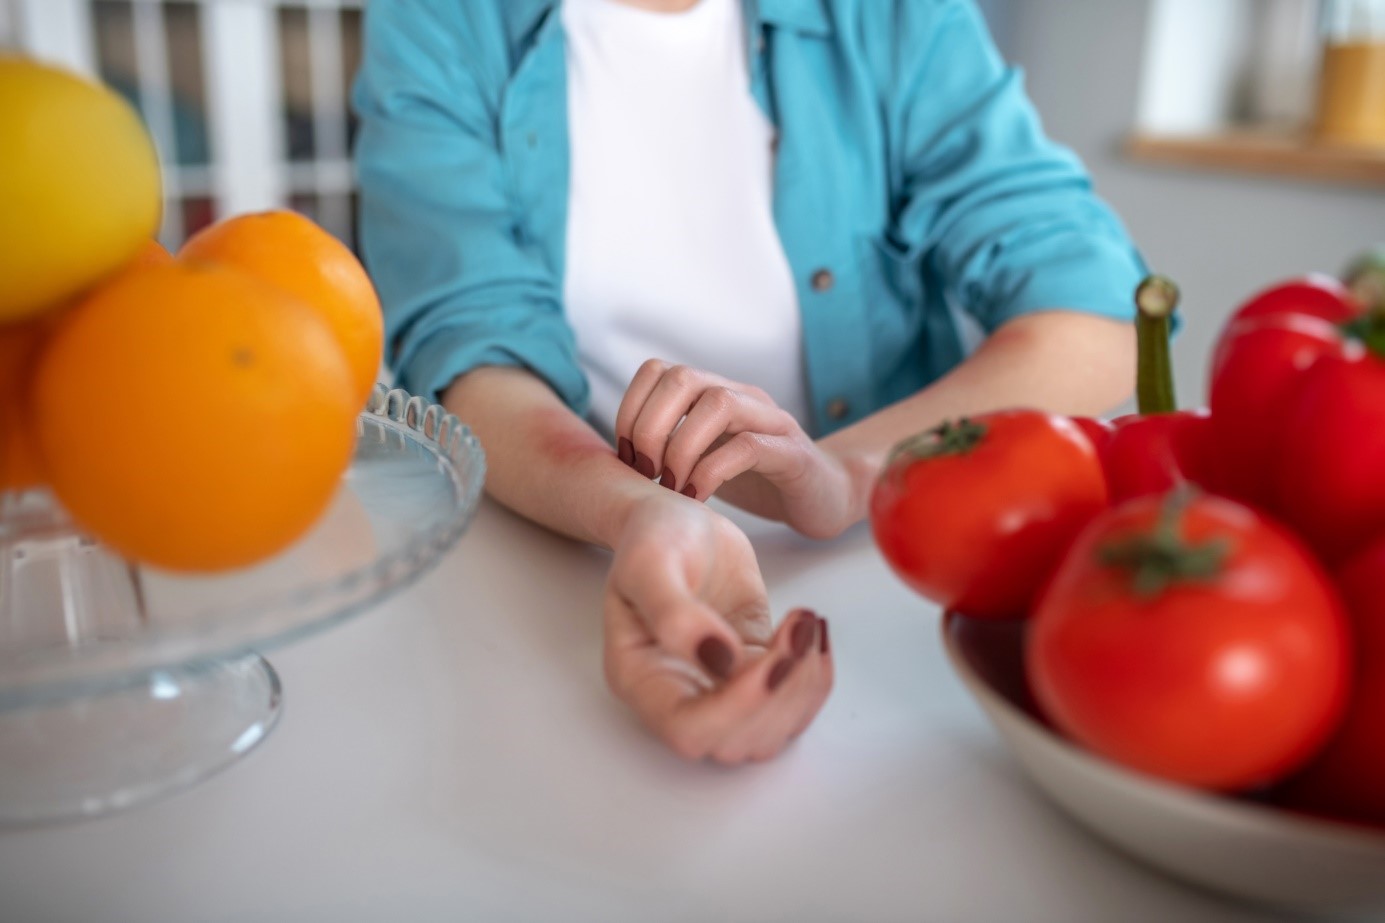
[1027, 492, 1351, 792]
[1071, 416, 1114, 455]
[1207, 314, 1343, 511]
[1274, 343, 1385, 563]
[1230, 275, 1360, 326]
[871, 410, 1107, 620]
[1102, 409, 1218, 503]
[1278, 538, 1385, 826]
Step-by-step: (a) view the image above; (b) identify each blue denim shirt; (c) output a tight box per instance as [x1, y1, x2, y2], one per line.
[353, 0, 1145, 435]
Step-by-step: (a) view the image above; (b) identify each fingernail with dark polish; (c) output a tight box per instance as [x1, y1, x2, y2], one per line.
[819, 617, 830, 655]
[790, 611, 818, 658]
[634, 452, 656, 479]
[659, 468, 677, 490]
[767, 657, 796, 692]
[697, 636, 734, 680]
[681, 484, 698, 500]
[618, 437, 635, 467]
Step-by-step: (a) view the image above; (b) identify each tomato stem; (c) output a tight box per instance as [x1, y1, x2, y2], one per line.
[1135, 275, 1179, 416]
[1098, 489, 1231, 598]
[887, 418, 988, 468]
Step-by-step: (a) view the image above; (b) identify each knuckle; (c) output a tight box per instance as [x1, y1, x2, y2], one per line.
[638, 358, 669, 378]
[667, 365, 701, 389]
[703, 386, 737, 414]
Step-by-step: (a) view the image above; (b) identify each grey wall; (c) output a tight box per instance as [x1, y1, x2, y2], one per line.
[987, 0, 1383, 405]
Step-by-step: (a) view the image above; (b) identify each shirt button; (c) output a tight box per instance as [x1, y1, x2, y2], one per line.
[770, 133, 781, 155]
[811, 269, 835, 293]
[526, 132, 538, 149]
[826, 398, 850, 421]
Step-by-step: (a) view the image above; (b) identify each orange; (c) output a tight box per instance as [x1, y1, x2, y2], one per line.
[32, 261, 359, 572]
[0, 319, 49, 491]
[131, 238, 174, 270]
[0, 240, 175, 492]
[181, 211, 383, 408]
[0, 57, 162, 323]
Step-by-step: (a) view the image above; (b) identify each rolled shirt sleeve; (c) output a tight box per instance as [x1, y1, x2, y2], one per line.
[890, 0, 1147, 333]
[352, 0, 589, 411]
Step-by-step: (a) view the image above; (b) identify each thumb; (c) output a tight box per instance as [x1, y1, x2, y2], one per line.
[610, 551, 744, 682]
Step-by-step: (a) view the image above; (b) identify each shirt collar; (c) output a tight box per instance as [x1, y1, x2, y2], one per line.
[512, 0, 833, 38]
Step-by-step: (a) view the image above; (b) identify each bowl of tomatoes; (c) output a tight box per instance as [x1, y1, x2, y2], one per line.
[873, 266, 1385, 914]
[942, 612, 1385, 915]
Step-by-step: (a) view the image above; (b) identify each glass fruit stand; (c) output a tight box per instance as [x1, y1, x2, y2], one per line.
[0, 385, 486, 825]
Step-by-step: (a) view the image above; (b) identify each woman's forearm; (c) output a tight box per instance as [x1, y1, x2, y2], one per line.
[821, 310, 1136, 521]
[443, 366, 661, 549]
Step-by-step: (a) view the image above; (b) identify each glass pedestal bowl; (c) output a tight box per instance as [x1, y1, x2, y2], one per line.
[0, 386, 485, 825]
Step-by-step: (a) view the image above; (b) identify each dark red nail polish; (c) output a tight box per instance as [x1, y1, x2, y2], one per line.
[767, 657, 795, 692]
[681, 484, 698, 500]
[819, 617, 830, 655]
[790, 611, 817, 658]
[634, 452, 656, 479]
[618, 437, 635, 467]
[659, 468, 676, 490]
[697, 636, 733, 680]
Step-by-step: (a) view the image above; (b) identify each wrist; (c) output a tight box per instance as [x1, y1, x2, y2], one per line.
[580, 461, 668, 550]
[822, 441, 881, 529]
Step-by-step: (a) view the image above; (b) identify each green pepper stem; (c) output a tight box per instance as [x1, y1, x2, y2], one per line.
[1135, 275, 1179, 416]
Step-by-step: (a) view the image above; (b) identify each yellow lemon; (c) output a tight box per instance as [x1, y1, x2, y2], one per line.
[0, 57, 162, 323]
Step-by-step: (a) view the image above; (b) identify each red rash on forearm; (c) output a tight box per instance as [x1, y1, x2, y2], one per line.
[527, 407, 615, 465]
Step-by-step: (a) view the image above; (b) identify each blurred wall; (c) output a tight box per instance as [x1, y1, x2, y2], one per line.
[988, 0, 1383, 405]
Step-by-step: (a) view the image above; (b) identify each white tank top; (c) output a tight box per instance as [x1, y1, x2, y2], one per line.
[560, 0, 809, 436]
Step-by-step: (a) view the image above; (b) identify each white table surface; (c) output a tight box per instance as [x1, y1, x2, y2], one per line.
[0, 500, 1298, 923]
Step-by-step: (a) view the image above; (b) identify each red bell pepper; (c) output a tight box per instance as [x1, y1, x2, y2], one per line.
[1101, 276, 1216, 502]
[1272, 309, 1385, 563]
[1229, 275, 1360, 326]
[1206, 272, 1365, 515]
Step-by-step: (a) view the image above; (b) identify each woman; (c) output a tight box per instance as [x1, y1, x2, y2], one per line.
[353, 0, 1142, 764]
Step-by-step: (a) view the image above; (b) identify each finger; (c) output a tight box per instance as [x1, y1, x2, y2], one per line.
[709, 611, 831, 764]
[613, 358, 671, 474]
[661, 388, 793, 494]
[682, 432, 806, 502]
[629, 365, 737, 482]
[626, 615, 811, 762]
[787, 617, 834, 741]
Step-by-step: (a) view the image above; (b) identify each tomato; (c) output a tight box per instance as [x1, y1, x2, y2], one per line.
[1229, 275, 1360, 326]
[1207, 313, 1343, 511]
[1278, 537, 1385, 826]
[1071, 416, 1114, 455]
[871, 410, 1107, 620]
[1027, 492, 1351, 792]
[1102, 409, 1219, 502]
[1274, 338, 1385, 563]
